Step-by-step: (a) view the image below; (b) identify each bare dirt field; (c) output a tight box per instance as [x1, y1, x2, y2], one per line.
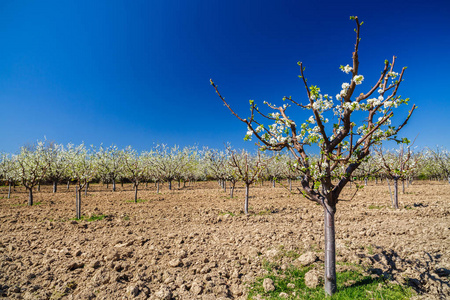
[0, 180, 449, 299]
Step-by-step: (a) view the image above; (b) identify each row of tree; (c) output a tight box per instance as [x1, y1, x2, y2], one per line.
[1, 141, 449, 206]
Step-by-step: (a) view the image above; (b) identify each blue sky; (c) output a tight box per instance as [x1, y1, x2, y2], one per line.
[1, 0, 449, 153]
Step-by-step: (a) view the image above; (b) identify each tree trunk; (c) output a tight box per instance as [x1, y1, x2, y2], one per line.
[364, 177, 368, 186]
[230, 184, 234, 198]
[85, 182, 88, 197]
[402, 179, 405, 194]
[223, 180, 226, 192]
[157, 182, 160, 194]
[8, 181, 11, 199]
[113, 179, 116, 192]
[272, 179, 275, 188]
[168, 180, 172, 190]
[134, 182, 138, 203]
[107, 182, 109, 189]
[28, 188, 33, 206]
[244, 183, 249, 215]
[53, 181, 57, 193]
[393, 178, 399, 209]
[67, 180, 70, 190]
[178, 180, 181, 188]
[289, 178, 292, 191]
[76, 186, 81, 219]
[324, 204, 337, 296]
[121, 181, 124, 188]
[37, 182, 41, 192]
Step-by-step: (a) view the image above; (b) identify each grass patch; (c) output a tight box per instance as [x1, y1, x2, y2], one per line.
[70, 214, 106, 222]
[219, 211, 236, 217]
[12, 201, 42, 206]
[368, 205, 384, 209]
[248, 262, 414, 300]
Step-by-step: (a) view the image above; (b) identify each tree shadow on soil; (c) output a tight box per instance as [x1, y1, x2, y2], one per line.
[363, 246, 449, 296]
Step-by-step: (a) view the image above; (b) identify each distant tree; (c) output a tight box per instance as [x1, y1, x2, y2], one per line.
[66, 143, 97, 218]
[375, 145, 420, 208]
[95, 145, 124, 192]
[16, 141, 48, 205]
[211, 16, 416, 295]
[0, 153, 18, 199]
[45, 143, 69, 193]
[123, 146, 148, 202]
[228, 149, 267, 215]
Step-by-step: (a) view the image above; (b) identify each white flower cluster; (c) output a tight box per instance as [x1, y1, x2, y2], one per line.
[352, 75, 364, 85]
[336, 82, 350, 100]
[388, 71, 399, 78]
[341, 64, 353, 74]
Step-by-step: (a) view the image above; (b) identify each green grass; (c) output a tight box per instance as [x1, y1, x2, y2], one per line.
[219, 211, 236, 216]
[368, 205, 384, 209]
[12, 201, 42, 206]
[70, 214, 106, 222]
[248, 262, 414, 300]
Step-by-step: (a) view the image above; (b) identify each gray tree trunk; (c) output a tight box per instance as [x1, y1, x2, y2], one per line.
[168, 180, 172, 190]
[324, 205, 337, 296]
[85, 182, 88, 197]
[76, 186, 81, 219]
[157, 182, 160, 194]
[28, 188, 33, 206]
[53, 181, 57, 193]
[393, 178, 399, 209]
[272, 179, 275, 188]
[67, 180, 70, 190]
[289, 178, 292, 191]
[113, 180, 116, 192]
[244, 183, 249, 215]
[387, 178, 393, 207]
[134, 183, 138, 203]
[8, 181, 11, 199]
[402, 179, 405, 194]
[364, 177, 368, 186]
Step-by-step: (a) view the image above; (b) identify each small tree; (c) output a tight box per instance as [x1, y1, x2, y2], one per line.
[95, 145, 124, 192]
[427, 147, 450, 183]
[16, 141, 48, 205]
[375, 145, 420, 208]
[123, 146, 148, 202]
[0, 153, 18, 199]
[228, 149, 267, 214]
[45, 143, 69, 193]
[66, 143, 97, 218]
[211, 16, 416, 295]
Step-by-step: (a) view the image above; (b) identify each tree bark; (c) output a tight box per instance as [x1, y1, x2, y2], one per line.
[85, 182, 88, 197]
[168, 180, 172, 190]
[244, 183, 249, 215]
[393, 178, 399, 209]
[8, 181, 11, 199]
[324, 204, 337, 296]
[157, 182, 160, 194]
[134, 183, 138, 203]
[113, 180, 116, 192]
[76, 186, 81, 219]
[272, 179, 275, 188]
[230, 184, 234, 198]
[28, 188, 33, 206]
[67, 180, 70, 190]
[37, 182, 40, 192]
[364, 177, 368, 186]
[289, 178, 292, 191]
[53, 181, 57, 193]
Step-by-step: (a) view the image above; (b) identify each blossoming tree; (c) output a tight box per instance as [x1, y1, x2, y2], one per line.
[211, 16, 416, 295]
[15, 141, 48, 206]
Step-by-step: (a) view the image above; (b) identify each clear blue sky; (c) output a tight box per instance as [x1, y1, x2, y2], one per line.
[1, 0, 449, 153]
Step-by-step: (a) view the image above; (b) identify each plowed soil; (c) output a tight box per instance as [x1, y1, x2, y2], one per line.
[0, 180, 449, 299]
